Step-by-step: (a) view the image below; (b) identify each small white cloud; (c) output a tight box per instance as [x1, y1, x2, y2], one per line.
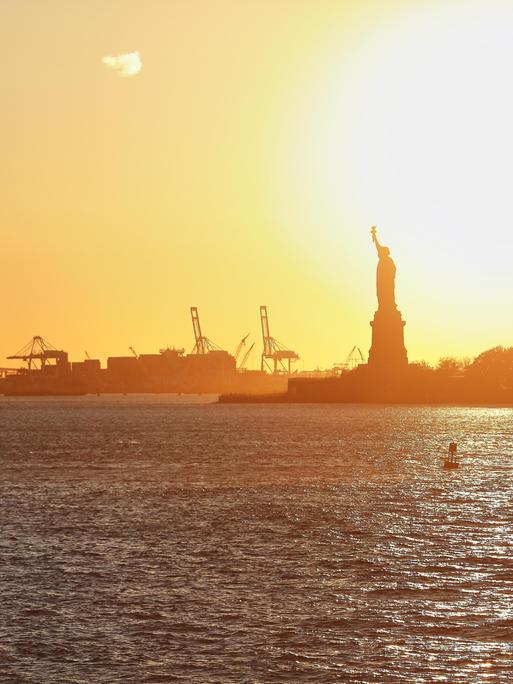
[102, 51, 142, 78]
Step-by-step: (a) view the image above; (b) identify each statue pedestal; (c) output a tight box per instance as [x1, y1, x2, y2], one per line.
[368, 307, 408, 370]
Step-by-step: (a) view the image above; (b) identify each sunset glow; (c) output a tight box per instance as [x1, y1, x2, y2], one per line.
[1, 0, 512, 368]
[3, 4, 513, 680]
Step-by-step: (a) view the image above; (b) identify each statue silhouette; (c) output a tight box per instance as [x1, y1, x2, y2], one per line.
[371, 226, 396, 310]
[368, 226, 408, 369]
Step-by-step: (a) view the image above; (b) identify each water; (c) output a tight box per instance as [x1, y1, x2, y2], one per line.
[1, 396, 512, 683]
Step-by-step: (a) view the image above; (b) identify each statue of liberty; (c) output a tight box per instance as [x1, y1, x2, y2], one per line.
[368, 225, 407, 369]
[371, 226, 396, 310]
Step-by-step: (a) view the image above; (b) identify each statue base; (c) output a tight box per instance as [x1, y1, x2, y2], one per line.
[368, 307, 408, 370]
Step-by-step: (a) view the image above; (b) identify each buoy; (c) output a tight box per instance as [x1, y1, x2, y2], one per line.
[443, 441, 460, 469]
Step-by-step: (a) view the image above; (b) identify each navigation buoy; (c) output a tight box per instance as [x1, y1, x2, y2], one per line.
[443, 441, 460, 469]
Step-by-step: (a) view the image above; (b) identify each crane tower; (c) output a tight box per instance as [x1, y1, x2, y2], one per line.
[7, 336, 68, 370]
[260, 306, 299, 374]
[190, 307, 221, 354]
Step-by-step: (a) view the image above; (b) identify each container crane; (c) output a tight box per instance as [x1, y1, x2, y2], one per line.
[7, 336, 68, 370]
[190, 307, 221, 354]
[260, 306, 299, 373]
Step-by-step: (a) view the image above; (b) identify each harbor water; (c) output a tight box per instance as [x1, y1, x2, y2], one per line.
[1, 397, 512, 682]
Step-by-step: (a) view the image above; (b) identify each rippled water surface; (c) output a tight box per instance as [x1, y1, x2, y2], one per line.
[1, 396, 512, 683]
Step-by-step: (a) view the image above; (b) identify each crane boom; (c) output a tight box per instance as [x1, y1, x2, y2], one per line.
[345, 345, 365, 369]
[234, 333, 250, 364]
[238, 342, 255, 370]
[190, 307, 205, 354]
[190, 307, 221, 354]
[7, 336, 68, 370]
[260, 306, 272, 357]
[259, 306, 299, 373]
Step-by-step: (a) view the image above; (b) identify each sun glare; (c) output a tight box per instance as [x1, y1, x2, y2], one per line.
[262, 3, 513, 360]
[348, 4, 513, 250]
[267, 2, 513, 358]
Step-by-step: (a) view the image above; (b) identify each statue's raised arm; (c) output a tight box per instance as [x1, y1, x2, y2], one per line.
[371, 225, 381, 254]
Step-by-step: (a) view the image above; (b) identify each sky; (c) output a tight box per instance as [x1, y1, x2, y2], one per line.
[1, 0, 513, 369]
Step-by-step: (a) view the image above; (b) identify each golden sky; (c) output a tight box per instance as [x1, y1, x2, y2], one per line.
[1, 0, 513, 369]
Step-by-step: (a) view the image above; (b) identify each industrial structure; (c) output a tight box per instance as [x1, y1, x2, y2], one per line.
[259, 305, 299, 373]
[0, 307, 294, 395]
[0, 305, 353, 396]
[8, 336, 68, 370]
[233, 334, 249, 365]
[345, 345, 365, 370]
[238, 342, 254, 371]
[333, 346, 365, 375]
[3, 335, 95, 395]
[190, 307, 221, 354]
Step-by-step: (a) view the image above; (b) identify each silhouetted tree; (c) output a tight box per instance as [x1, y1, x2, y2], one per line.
[436, 357, 469, 377]
[465, 346, 513, 398]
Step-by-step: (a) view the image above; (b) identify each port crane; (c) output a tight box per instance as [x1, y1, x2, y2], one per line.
[334, 346, 365, 373]
[233, 333, 250, 366]
[260, 306, 299, 373]
[190, 307, 221, 354]
[7, 336, 68, 370]
[345, 345, 365, 369]
[238, 342, 255, 370]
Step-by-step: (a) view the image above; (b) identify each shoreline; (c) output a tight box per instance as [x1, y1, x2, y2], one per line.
[219, 393, 513, 408]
